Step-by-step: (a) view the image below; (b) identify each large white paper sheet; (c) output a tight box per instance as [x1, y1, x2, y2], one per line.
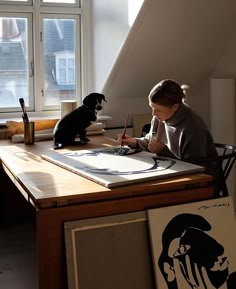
[41, 146, 205, 188]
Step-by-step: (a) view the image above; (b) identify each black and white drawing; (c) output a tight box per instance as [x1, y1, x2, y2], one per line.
[148, 196, 236, 289]
[42, 146, 204, 188]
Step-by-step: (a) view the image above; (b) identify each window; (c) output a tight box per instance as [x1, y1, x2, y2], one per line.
[0, 0, 32, 6]
[0, 0, 81, 115]
[42, 0, 77, 3]
[56, 54, 75, 85]
[0, 15, 32, 111]
[1, 0, 30, 2]
[41, 16, 79, 107]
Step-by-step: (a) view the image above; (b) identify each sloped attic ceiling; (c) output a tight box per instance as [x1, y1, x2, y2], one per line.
[102, 0, 236, 127]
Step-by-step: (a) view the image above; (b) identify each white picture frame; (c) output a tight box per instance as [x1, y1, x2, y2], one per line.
[64, 211, 155, 289]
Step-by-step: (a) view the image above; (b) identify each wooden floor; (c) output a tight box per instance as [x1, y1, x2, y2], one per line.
[0, 218, 38, 289]
[0, 165, 38, 289]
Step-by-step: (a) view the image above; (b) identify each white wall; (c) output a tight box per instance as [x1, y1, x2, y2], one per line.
[210, 49, 236, 206]
[212, 37, 236, 78]
[87, 0, 236, 131]
[87, 0, 144, 93]
[97, 0, 236, 128]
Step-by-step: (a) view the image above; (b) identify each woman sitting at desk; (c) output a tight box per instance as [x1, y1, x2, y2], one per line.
[117, 79, 225, 196]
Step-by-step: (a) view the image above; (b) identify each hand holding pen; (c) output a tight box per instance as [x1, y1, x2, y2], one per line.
[148, 131, 165, 153]
[117, 113, 137, 147]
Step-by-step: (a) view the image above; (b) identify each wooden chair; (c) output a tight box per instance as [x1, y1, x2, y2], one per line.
[140, 123, 151, 137]
[133, 113, 152, 137]
[214, 143, 236, 196]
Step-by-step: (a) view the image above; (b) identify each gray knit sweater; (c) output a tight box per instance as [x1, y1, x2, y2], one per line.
[133, 103, 225, 195]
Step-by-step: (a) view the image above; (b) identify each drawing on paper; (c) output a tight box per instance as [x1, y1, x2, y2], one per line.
[148, 196, 236, 289]
[41, 146, 204, 188]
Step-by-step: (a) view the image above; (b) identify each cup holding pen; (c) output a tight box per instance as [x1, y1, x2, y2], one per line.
[19, 97, 35, 145]
[24, 121, 35, 145]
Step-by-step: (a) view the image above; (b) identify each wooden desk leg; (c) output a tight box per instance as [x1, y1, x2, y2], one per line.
[37, 209, 68, 289]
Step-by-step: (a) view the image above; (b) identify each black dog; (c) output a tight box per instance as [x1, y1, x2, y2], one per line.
[53, 93, 107, 149]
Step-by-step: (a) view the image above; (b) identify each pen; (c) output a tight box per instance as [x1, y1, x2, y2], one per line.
[19, 98, 29, 123]
[120, 113, 130, 148]
[152, 131, 157, 140]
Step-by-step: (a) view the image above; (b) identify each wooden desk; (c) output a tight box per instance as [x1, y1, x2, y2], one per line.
[0, 136, 214, 289]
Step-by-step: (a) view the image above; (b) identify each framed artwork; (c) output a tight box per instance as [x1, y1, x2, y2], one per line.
[148, 196, 236, 289]
[41, 146, 204, 188]
[64, 211, 156, 289]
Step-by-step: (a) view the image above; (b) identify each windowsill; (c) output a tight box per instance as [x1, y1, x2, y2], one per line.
[0, 114, 112, 127]
[0, 114, 112, 140]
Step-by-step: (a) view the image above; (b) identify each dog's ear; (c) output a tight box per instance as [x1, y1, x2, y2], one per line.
[83, 93, 98, 107]
[96, 93, 107, 104]
[82, 94, 92, 107]
[101, 94, 107, 103]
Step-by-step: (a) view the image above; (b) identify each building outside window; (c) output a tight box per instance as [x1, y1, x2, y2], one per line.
[56, 53, 75, 85]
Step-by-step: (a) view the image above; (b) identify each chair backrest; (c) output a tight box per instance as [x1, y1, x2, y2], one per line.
[215, 143, 236, 182]
[141, 123, 151, 137]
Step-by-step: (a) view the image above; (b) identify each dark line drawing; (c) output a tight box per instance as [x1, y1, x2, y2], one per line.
[64, 147, 176, 176]
[158, 213, 236, 289]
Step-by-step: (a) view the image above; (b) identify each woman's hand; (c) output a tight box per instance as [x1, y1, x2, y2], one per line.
[117, 133, 137, 146]
[148, 136, 165, 154]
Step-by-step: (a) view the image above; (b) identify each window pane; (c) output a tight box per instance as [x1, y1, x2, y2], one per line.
[0, 17, 30, 108]
[42, 18, 77, 106]
[68, 59, 74, 66]
[42, 0, 76, 3]
[68, 68, 74, 83]
[59, 59, 66, 67]
[59, 69, 66, 83]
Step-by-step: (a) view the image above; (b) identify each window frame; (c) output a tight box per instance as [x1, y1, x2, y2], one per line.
[0, 12, 34, 113]
[39, 13, 81, 111]
[40, 0, 80, 8]
[0, 0, 32, 6]
[0, 0, 83, 118]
